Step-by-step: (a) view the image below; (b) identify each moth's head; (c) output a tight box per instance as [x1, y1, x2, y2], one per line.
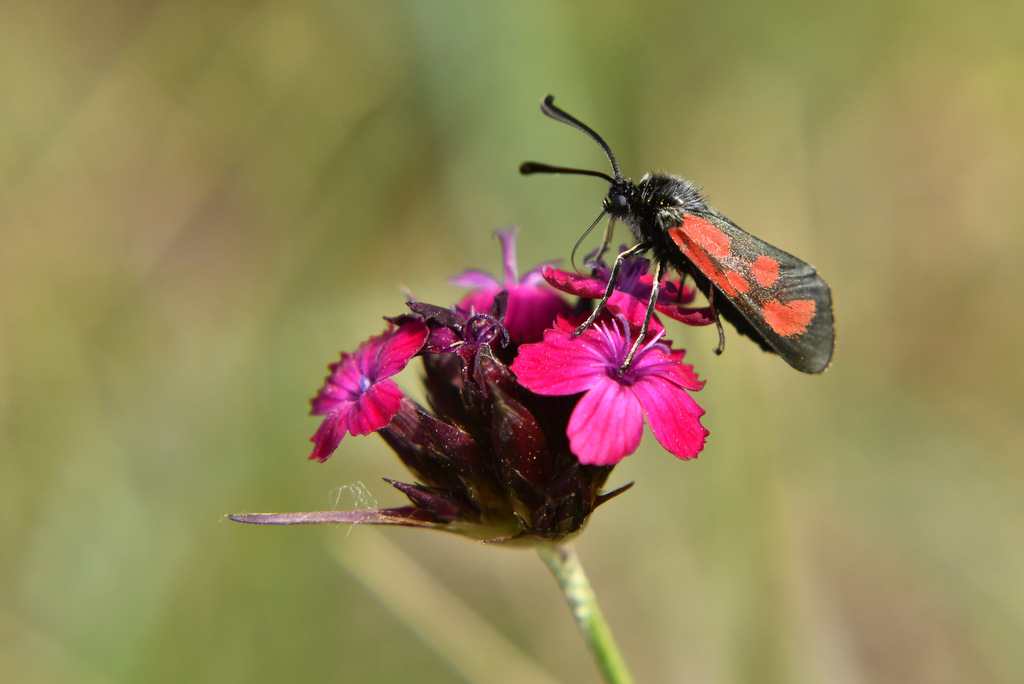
[603, 177, 637, 218]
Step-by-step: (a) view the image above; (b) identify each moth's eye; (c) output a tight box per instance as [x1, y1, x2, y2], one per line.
[609, 191, 628, 211]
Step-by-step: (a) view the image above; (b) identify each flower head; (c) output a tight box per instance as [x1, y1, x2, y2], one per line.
[233, 230, 707, 544]
[512, 314, 708, 465]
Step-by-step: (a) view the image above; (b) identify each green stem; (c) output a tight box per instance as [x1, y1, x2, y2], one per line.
[536, 543, 634, 684]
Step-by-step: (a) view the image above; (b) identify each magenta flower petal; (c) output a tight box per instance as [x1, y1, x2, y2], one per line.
[660, 306, 717, 327]
[310, 354, 361, 415]
[456, 289, 500, 320]
[657, 348, 705, 391]
[510, 325, 608, 395]
[566, 377, 645, 465]
[503, 287, 571, 344]
[349, 378, 405, 435]
[541, 264, 608, 299]
[370, 319, 431, 378]
[449, 269, 501, 291]
[604, 291, 666, 332]
[495, 228, 519, 284]
[309, 412, 347, 463]
[624, 345, 705, 393]
[631, 379, 708, 459]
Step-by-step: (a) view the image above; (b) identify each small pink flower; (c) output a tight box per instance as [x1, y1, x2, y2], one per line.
[511, 314, 708, 466]
[309, 318, 428, 462]
[452, 228, 570, 343]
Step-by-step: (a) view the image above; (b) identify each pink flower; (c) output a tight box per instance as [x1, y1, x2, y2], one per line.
[309, 318, 428, 462]
[452, 228, 570, 343]
[511, 314, 708, 466]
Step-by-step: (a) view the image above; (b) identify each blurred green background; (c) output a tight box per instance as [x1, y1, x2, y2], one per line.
[2, 1, 1022, 682]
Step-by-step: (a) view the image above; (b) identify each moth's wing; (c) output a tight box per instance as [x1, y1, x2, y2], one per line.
[665, 209, 834, 373]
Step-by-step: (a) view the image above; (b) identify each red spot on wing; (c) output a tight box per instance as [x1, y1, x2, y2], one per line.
[669, 217, 738, 296]
[751, 256, 779, 287]
[681, 216, 731, 258]
[763, 299, 816, 337]
[726, 271, 749, 294]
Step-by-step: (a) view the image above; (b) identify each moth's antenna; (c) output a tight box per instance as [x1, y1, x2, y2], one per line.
[570, 210, 608, 272]
[519, 162, 614, 183]
[519, 96, 622, 274]
[539, 95, 621, 179]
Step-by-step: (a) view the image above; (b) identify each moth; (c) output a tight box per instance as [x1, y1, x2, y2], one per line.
[521, 95, 835, 374]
